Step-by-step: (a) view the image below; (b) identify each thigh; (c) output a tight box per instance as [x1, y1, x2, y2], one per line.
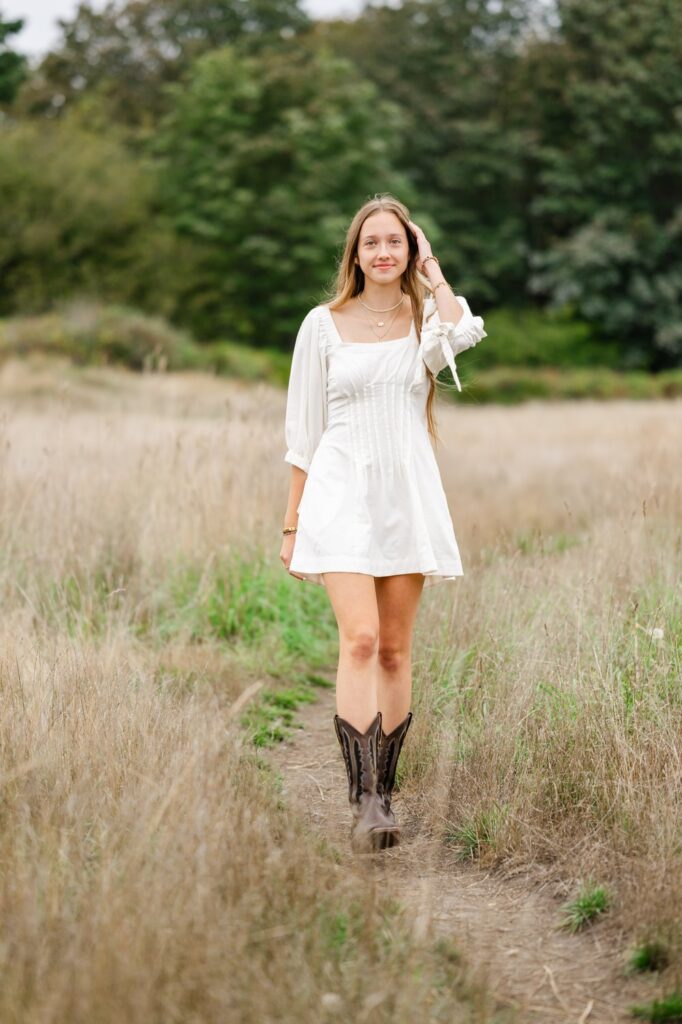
[374, 573, 425, 645]
[322, 572, 380, 639]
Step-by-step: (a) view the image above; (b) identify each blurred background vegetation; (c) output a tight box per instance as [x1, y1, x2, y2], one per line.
[1, 0, 681, 399]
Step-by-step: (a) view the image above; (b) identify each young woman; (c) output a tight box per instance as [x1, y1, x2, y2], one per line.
[279, 194, 487, 854]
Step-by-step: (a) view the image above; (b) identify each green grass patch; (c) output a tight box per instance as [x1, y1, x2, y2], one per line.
[561, 881, 610, 932]
[144, 548, 338, 665]
[630, 993, 682, 1022]
[303, 671, 336, 689]
[444, 805, 507, 860]
[514, 528, 582, 557]
[241, 679, 319, 747]
[32, 563, 134, 639]
[628, 941, 670, 973]
[454, 366, 682, 404]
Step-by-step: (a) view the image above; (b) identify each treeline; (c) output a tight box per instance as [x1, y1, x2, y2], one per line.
[0, 0, 680, 368]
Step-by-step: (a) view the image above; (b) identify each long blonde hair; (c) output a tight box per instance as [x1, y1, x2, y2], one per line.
[324, 193, 442, 445]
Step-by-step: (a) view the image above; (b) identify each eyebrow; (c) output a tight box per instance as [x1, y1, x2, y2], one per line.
[362, 234, 403, 240]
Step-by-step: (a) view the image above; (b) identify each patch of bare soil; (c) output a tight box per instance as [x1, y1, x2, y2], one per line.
[264, 682, 663, 1024]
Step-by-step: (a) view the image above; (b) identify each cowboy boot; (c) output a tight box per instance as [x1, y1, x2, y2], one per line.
[376, 711, 413, 840]
[333, 710, 401, 853]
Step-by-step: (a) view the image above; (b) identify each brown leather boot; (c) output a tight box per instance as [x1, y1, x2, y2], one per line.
[333, 711, 401, 853]
[376, 711, 413, 842]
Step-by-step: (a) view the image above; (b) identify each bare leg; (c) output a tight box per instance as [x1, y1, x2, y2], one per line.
[322, 572, 380, 733]
[374, 572, 425, 733]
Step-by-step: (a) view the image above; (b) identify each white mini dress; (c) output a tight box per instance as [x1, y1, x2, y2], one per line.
[283, 293, 487, 587]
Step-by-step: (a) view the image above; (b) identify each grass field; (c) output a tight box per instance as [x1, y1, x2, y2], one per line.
[1, 355, 680, 1020]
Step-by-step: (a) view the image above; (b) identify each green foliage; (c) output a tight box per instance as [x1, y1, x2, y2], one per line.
[561, 882, 610, 932]
[513, 530, 581, 557]
[147, 549, 338, 665]
[523, 0, 682, 368]
[0, 301, 196, 370]
[16, 0, 310, 125]
[0, 118, 187, 318]
[444, 805, 507, 860]
[472, 306, 620, 369]
[630, 993, 682, 1022]
[4, 300, 682, 401]
[0, 9, 27, 104]
[2, 0, 681, 369]
[628, 941, 670, 973]
[241, 682, 318, 747]
[181, 338, 292, 385]
[455, 365, 682, 404]
[328, 0, 533, 306]
[153, 43, 413, 343]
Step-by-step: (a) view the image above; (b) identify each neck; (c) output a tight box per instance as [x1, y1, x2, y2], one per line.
[359, 281, 404, 308]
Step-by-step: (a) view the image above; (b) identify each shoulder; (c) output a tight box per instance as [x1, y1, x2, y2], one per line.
[294, 306, 327, 352]
[303, 303, 331, 323]
[297, 305, 323, 330]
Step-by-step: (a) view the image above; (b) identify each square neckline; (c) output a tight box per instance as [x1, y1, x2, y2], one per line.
[321, 304, 415, 347]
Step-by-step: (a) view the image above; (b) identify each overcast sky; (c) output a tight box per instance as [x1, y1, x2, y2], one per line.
[4, 0, 375, 58]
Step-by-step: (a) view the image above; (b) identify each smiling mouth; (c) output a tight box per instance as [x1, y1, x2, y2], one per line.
[375, 265, 394, 269]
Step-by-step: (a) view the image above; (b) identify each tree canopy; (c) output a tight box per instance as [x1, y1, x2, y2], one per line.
[1, 0, 680, 366]
[153, 43, 412, 341]
[0, 9, 27, 103]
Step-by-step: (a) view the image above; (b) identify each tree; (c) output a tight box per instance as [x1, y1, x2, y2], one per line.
[311, 0, 538, 306]
[0, 9, 27, 104]
[16, 0, 311, 128]
[0, 118, 188, 316]
[153, 43, 414, 343]
[521, 0, 682, 367]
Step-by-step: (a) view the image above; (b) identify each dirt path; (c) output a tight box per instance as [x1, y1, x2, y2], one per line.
[263, 681, 662, 1024]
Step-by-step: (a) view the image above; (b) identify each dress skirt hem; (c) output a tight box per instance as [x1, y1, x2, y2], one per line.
[287, 557, 463, 588]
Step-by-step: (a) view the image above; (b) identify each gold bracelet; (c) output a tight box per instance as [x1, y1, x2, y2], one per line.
[422, 255, 439, 268]
[433, 280, 452, 294]
[282, 526, 298, 534]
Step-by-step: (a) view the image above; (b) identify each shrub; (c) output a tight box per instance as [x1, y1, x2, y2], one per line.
[0, 300, 195, 370]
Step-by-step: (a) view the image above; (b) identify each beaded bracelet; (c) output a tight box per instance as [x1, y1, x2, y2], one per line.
[422, 255, 439, 268]
[282, 526, 298, 534]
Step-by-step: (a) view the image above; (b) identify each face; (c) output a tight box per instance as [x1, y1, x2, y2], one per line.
[354, 211, 411, 285]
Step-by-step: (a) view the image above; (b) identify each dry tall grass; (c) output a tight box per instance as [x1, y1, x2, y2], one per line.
[0, 358, 492, 1023]
[1, 356, 680, 1015]
[412, 402, 682, 980]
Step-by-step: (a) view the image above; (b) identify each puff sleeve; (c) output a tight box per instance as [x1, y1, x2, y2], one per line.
[284, 307, 328, 473]
[420, 293, 487, 392]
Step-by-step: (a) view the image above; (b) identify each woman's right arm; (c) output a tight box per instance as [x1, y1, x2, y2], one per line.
[280, 465, 307, 577]
[283, 308, 326, 472]
[280, 308, 327, 575]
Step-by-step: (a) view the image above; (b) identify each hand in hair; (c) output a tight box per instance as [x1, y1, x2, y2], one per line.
[407, 220, 433, 272]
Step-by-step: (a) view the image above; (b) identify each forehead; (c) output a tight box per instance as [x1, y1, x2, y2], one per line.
[359, 211, 405, 238]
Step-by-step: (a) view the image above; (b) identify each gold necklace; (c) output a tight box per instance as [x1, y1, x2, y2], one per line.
[359, 298, 406, 341]
[357, 290, 405, 327]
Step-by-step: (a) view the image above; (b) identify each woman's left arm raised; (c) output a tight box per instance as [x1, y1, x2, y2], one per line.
[409, 219, 487, 391]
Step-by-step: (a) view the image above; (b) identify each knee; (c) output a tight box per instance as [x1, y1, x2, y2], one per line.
[343, 628, 379, 664]
[377, 644, 409, 675]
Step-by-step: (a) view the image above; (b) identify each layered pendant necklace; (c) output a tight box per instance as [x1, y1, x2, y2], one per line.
[357, 290, 406, 341]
